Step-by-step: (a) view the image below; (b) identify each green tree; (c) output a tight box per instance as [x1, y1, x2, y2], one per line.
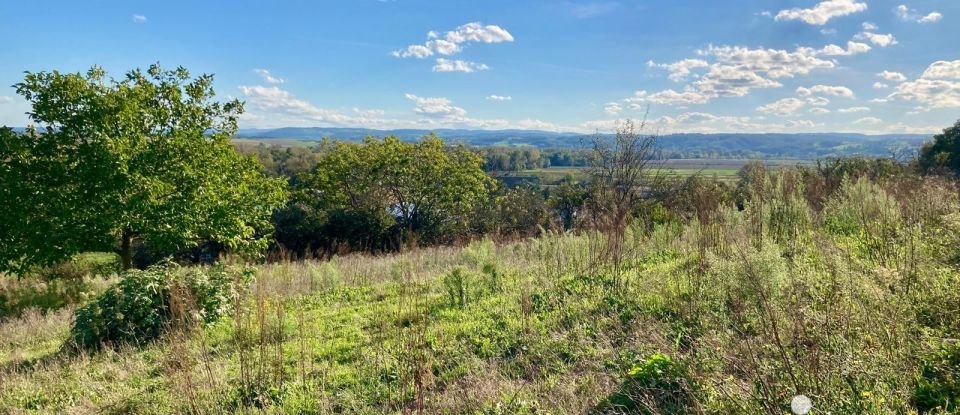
[0, 64, 287, 272]
[299, 135, 493, 250]
[919, 119, 960, 175]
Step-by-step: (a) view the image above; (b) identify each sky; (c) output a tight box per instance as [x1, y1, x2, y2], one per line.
[1, 0, 958, 134]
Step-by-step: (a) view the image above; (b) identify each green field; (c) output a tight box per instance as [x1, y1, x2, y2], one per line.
[504, 159, 813, 185]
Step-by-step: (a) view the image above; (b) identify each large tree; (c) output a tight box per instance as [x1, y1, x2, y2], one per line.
[293, 135, 493, 251]
[919, 119, 960, 176]
[0, 64, 287, 272]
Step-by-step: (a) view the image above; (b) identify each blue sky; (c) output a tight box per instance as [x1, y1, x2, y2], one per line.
[1, 0, 958, 134]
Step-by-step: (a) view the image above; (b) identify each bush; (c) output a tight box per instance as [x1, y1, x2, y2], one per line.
[70, 261, 254, 349]
[443, 267, 470, 308]
[595, 352, 695, 414]
[914, 341, 960, 413]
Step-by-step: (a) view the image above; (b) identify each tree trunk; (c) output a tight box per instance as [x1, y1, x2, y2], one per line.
[119, 231, 133, 270]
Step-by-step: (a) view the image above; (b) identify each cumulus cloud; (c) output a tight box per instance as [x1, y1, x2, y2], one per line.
[757, 98, 807, 115]
[806, 96, 831, 106]
[647, 59, 709, 82]
[920, 61, 960, 79]
[604, 102, 623, 115]
[405, 93, 468, 118]
[888, 60, 960, 109]
[486, 95, 512, 101]
[132, 14, 146, 23]
[253, 69, 285, 84]
[817, 41, 871, 56]
[797, 84, 855, 98]
[701, 45, 836, 78]
[630, 44, 839, 107]
[895, 5, 942, 23]
[856, 31, 898, 47]
[774, 0, 867, 25]
[878, 70, 907, 82]
[432, 59, 489, 73]
[838, 106, 871, 113]
[854, 116, 883, 124]
[873, 82, 890, 89]
[238, 85, 409, 128]
[862, 22, 879, 30]
[392, 22, 514, 59]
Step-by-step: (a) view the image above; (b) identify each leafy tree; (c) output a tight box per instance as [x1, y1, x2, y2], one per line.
[919, 119, 960, 175]
[297, 135, 493, 251]
[0, 64, 288, 272]
[548, 174, 589, 230]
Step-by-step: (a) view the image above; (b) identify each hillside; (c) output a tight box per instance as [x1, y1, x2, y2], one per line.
[236, 127, 930, 159]
[3, 173, 959, 413]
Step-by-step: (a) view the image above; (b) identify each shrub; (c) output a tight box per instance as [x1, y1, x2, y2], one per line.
[443, 267, 470, 308]
[595, 352, 695, 414]
[70, 261, 254, 349]
[914, 341, 960, 413]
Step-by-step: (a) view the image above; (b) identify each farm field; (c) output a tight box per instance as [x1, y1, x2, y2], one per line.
[503, 159, 814, 185]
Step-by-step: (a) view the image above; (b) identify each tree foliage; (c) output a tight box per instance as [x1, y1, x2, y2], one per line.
[919, 119, 960, 176]
[0, 64, 288, 272]
[286, 135, 494, 253]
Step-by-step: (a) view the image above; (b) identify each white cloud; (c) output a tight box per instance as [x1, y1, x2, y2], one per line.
[862, 22, 879, 30]
[253, 69, 285, 84]
[352, 108, 385, 117]
[432, 58, 489, 73]
[838, 106, 871, 113]
[854, 116, 883, 124]
[239, 85, 409, 128]
[888, 60, 960, 109]
[817, 41, 871, 56]
[873, 82, 890, 89]
[856, 31, 898, 47]
[604, 102, 623, 115]
[878, 70, 907, 82]
[809, 107, 831, 114]
[647, 59, 709, 82]
[820, 28, 838, 35]
[701, 45, 836, 78]
[626, 89, 714, 106]
[132, 14, 146, 23]
[392, 45, 433, 58]
[405, 93, 468, 118]
[896, 5, 942, 23]
[806, 96, 831, 106]
[757, 97, 807, 115]
[393, 22, 514, 59]
[920, 61, 960, 79]
[774, 0, 867, 25]
[626, 44, 838, 107]
[918, 12, 943, 24]
[486, 95, 512, 101]
[797, 84, 855, 98]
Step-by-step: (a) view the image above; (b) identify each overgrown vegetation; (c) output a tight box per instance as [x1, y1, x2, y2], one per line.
[3, 156, 960, 413]
[3, 65, 960, 414]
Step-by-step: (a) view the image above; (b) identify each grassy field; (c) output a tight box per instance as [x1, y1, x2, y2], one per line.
[2, 173, 959, 414]
[507, 159, 812, 185]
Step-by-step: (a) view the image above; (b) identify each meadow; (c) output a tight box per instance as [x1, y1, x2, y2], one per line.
[2, 168, 959, 414]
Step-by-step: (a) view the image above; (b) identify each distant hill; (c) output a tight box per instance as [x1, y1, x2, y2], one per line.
[236, 127, 932, 160]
